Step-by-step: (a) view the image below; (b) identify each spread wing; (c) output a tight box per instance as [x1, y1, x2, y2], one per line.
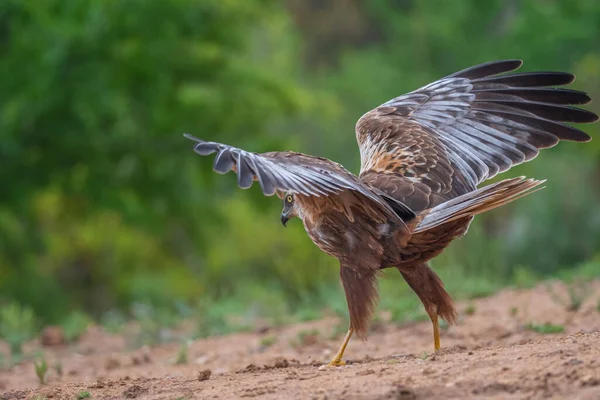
[184, 134, 415, 226]
[356, 59, 598, 213]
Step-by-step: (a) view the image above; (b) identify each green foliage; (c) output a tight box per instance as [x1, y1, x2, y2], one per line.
[0, 302, 37, 357]
[60, 311, 92, 343]
[76, 391, 91, 399]
[524, 322, 565, 334]
[34, 356, 48, 385]
[0, 0, 599, 336]
[0, 0, 310, 324]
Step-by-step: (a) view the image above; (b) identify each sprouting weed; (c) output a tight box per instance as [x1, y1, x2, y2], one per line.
[174, 342, 189, 365]
[34, 356, 48, 385]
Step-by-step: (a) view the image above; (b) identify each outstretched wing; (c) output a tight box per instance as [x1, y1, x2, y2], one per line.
[356, 59, 598, 213]
[184, 134, 415, 226]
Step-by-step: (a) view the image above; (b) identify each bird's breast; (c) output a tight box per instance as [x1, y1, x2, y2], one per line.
[301, 211, 392, 268]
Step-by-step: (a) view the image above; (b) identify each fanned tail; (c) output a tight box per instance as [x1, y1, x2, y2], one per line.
[414, 177, 545, 233]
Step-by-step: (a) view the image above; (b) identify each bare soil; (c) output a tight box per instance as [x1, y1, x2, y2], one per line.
[1, 281, 600, 400]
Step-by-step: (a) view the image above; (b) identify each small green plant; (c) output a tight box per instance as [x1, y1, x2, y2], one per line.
[0, 302, 37, 358]
[419, 351, 428, 360]
[464, 304, 476, 316]
[34, 356, 48, 385]
[174, 342, 189, 365]
[32, 396, 48, 400]
[596, 299, 600, 313]
[61, 312, 92, 343]
[547, 280, 592, 313]
[76, 391, 91, 399]
[259, 335, 277, 348]
[509, 307, 518, 317]
[524, 322, 565, 334]
[566, 280, 592, 312]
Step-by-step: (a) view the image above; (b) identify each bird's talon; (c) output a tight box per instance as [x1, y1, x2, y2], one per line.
[327, 359, 346, 367]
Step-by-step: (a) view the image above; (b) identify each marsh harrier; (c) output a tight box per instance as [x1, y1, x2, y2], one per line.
[185, 60, 597, 366]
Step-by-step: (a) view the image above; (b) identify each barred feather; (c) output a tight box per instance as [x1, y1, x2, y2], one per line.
[356, 59, 597, 213]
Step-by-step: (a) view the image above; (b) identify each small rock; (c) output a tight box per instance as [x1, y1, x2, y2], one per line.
[238, 364, 261, 373]
[273, 357, 289, 368]
[90, 379, 106, 389]
[40, 326, 66, 347]
[580, 375, 600, 387]
[123, 384, 147, 398]
[198, 369, 212, 381]
[387, 385, 417, 399]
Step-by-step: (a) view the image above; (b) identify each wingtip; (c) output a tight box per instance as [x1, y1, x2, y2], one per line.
[504, 59, 523, 69]
[183, 133, 202, 142]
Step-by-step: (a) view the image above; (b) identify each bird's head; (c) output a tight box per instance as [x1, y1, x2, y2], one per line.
[280, 192, 298, 227]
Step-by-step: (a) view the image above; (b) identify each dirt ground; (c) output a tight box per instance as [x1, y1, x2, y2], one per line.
[1, 280, 600, 400]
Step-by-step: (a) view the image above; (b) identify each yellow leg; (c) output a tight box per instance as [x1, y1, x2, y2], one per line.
[430, 312, 440, 351]
[327, 328, 353, 367]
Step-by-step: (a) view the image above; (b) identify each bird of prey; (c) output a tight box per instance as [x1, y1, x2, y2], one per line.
[185, 60, 597, 366]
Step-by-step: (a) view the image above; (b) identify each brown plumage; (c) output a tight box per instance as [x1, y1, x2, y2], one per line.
[185, 60, 598, 366]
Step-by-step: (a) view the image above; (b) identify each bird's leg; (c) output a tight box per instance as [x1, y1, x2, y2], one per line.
[426, 304, 441, 351]
[327, 327, 354, 367]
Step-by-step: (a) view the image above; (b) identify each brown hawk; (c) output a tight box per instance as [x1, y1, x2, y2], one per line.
[185, 60, 597, 366]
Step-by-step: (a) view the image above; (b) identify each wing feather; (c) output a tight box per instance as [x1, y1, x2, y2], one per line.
[356, 60, 597, 210]
[184, 134, 415, 227]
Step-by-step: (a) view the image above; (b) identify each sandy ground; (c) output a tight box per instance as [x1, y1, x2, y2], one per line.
[1, 280, 600, 399]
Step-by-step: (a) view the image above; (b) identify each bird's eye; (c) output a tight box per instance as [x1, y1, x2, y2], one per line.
[286, 195, 293, 203]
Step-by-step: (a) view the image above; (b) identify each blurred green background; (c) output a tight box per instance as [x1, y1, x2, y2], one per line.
[1, 0, 599, 341]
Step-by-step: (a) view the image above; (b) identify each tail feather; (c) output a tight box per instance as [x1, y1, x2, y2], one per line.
[414, 177, 545, 233]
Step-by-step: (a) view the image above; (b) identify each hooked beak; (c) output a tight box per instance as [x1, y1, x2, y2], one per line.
[281, 213, 289, 227]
